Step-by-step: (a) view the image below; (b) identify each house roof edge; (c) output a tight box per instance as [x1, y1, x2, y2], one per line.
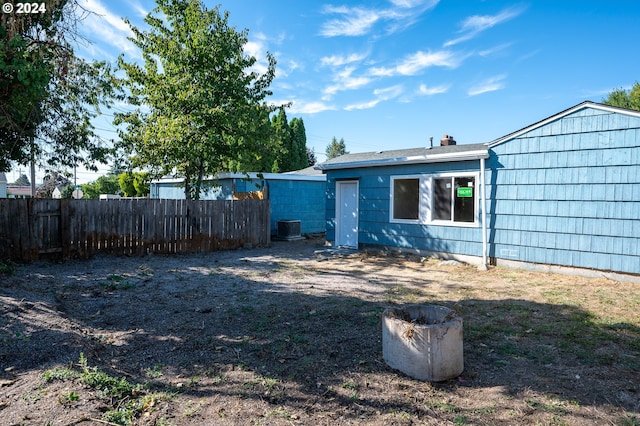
[488, 101, 640, 148]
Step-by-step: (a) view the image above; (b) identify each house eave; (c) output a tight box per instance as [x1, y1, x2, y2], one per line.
[151, 171, 325, 185]
[316, 150, 490, 171]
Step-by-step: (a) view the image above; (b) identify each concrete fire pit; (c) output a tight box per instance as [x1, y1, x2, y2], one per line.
[382, 304, 463, 381]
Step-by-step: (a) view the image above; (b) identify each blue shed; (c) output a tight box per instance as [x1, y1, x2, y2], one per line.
[0, 173, 6, 199]
[316, 101, 640, 277]
[150, 168, 327, 236]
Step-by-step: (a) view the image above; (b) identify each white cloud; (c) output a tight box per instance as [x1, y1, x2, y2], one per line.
[468, 75, 507, 96]
[417, 83, 450, 95]
[371, 50, 462, 77]
[397, 50, 461, 75]
[369, 66, 396, 77]
[373, 84, 404, 99]
[344, 84, 404, 111]
[320, 6, 382, 37]
[319, 0, 438, 37]
[321, 52, 368, 67]
[478, 42, 512, 57]
[323, 66, 372, 100]
[288, 100, 336, 114]
[345, 100, 381, 111]
[444, 5, 526, 47]
[78, 0, 138, 57]
[128, 0, 148, 18]
[390, 0, 437, 8]
[287, 60, 302, 72]
[245, 32, 284, 77]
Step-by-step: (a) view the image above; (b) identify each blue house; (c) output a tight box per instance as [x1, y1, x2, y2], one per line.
[316, 102, 640, 277]
[0, 173, 6, 199]
[150, 168, 327, 236]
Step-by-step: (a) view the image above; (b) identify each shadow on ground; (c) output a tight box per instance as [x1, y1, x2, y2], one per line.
[1, 241, 638, 424]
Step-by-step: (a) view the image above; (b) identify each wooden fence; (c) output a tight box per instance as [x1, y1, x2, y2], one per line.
[0, 198, 270, 261]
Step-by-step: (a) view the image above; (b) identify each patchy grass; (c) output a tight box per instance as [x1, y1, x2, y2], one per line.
[2, 240, 639, 425]
[42, 353, 170, 425]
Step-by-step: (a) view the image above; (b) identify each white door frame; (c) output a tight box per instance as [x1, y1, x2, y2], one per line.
[335, 180, 359, 247]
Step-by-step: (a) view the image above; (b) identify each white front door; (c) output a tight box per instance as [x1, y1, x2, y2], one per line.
[336, 180, 358, 247]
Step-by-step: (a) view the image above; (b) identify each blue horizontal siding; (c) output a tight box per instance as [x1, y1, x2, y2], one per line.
[326, 161, 484, 256]
[490, 107, 640, 274]
[324, 106, 640, 274]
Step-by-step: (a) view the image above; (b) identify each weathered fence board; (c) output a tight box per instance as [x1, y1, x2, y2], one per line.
[0, 198, 270, 261]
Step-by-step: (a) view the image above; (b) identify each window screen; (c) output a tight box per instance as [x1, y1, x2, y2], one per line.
[393, 178, 419, 220]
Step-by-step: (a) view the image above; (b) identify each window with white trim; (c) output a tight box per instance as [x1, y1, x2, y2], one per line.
[432, 176, 476, 223]
[390, 173, 478, 226]
[392, 178, 419, 220]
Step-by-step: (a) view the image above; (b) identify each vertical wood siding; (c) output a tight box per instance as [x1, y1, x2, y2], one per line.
[488, 107, 640, 274]
[0, 199, 270, 261]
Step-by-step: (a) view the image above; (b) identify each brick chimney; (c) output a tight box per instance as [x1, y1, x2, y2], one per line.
[440, 134, 456, 146]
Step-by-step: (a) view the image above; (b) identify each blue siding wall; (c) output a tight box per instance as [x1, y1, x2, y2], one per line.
[269, 180, 326, 235]
[325, 160, 484, 256]
[489, 107, 640, 274]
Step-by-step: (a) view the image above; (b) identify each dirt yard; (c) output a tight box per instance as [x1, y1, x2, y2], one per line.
[1, 238, 639, 425]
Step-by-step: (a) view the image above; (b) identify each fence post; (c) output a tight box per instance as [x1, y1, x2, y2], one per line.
[61, 199, 70, 259]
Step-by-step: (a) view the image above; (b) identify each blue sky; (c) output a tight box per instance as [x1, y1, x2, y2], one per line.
[24, 0, 640, 183]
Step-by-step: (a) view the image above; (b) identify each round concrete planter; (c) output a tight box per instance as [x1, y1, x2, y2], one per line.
[382, 304, 463, 382]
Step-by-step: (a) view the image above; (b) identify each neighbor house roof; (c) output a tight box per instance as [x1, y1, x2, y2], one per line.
[0, 173, 6, 183]
[315, 143, 489, 171]
[7, 185, 32, 196]
[488, 101, 640, 148]
[283, 165, 324, 176]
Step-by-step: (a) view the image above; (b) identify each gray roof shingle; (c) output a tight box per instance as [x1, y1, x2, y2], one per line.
[315, 143, 489, 171]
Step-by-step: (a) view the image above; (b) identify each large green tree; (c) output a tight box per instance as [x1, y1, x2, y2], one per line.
[0, 0, 117, 173]
[228, 111, 310, 173]
[81, 174, 121, 199]
[116, 0, 280, 199]
[602, 82, 640, 111]
[325, 137, 348, 160]
[118, 171, 150, 197]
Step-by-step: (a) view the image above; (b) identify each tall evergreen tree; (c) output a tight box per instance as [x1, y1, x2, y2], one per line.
[290, 118, 308, 169]
[325, 137, 348, 160]
[271, 108, 292, 170]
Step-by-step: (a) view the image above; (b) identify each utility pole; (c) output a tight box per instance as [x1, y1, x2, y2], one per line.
[30, 139, 36, 198]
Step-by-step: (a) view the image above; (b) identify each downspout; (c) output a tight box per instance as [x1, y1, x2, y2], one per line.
[479, 156, 488, 270]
